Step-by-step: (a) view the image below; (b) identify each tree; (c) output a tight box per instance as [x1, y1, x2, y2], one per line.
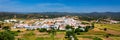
[47, 27, 56, 40]
[65, 25, 78, 40]
[78, 26, 82, 28]
[65, 25, 72, 29]
[65, 29, 73, 38]
[2, 26, 10, 30]
[75, 28, 83, 35]
[103, 28, 107, 31]
[0, 24, 1, 28]
[91, 23, 95, 29]
[38, 28, 47, 32]
[17, 30, 21, 32]
[51, 27, 56, 35]
[0, 31, 15, 40]
[51, 29, 56, 40]
[85, 26, 90, 32]
[65, 25, 72, 38]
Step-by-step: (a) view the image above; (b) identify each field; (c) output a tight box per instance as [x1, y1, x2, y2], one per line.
[16, 30, 103, 40]
[14, 30, 115, 40]
[13, 24, 120, 40]
[3, 24, 120, 40]
[95, 24, 120, 32]
[94, 24, 120, 40]
[15, 30, 66, 40]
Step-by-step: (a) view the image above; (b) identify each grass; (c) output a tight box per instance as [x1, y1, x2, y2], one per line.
[15, 30, 66, 40]
[36, 37, 65, 40]
[14, 29, 109, 40]
[94, 24, 120, 40]
[11, 28, 27, 31]
[36, 37, 52, 40]
[22, 31, 36, 40]
[57, 31, 66, 34]
[12, 23, 120, 40]
[110, 37, 120, 40]
[79, 30, 107, 35]
[77, 35, 93, 38]
[77, 35, 104, 40]
[95, 24, 120, 31]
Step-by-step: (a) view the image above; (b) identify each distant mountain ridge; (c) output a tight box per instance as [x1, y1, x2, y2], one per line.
[0, 12, 120, 21]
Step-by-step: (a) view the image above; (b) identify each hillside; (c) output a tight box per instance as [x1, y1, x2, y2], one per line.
[0, 12, 120, 21]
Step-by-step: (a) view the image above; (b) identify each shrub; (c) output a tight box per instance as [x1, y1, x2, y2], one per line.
[0, 31, 15, 40]
[85, 26, 91, 32]
[39, 28, 47, 32]
[75, 28, 84, 33]
[2, 26, 10, 30]
[17, 30, 21, 32]
[65, 25, 72, 29]
[103, 28, 107, 31]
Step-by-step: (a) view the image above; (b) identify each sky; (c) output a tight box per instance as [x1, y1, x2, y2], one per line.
[0, 0, 120, 13]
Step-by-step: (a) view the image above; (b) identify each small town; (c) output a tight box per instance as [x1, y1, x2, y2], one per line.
[2, 16, 87, 31]
[0, 0, 120, 40]
[2, 16, 119, 31]
[0, 15, 120, 40]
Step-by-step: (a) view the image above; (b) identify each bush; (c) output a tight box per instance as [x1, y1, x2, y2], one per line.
[17, 30, 21, 32]
[0, 31, 15, 40]
[77, 32, 80, 35]
[103, 28, 107, 31]
[85, 26, 91, 32]
[65, 25, 72, 29]
[2, 26, 10, 30]
[75, 28, 84, 33]
[10, 31, 19, 36]
[39, 28, 47, 32]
